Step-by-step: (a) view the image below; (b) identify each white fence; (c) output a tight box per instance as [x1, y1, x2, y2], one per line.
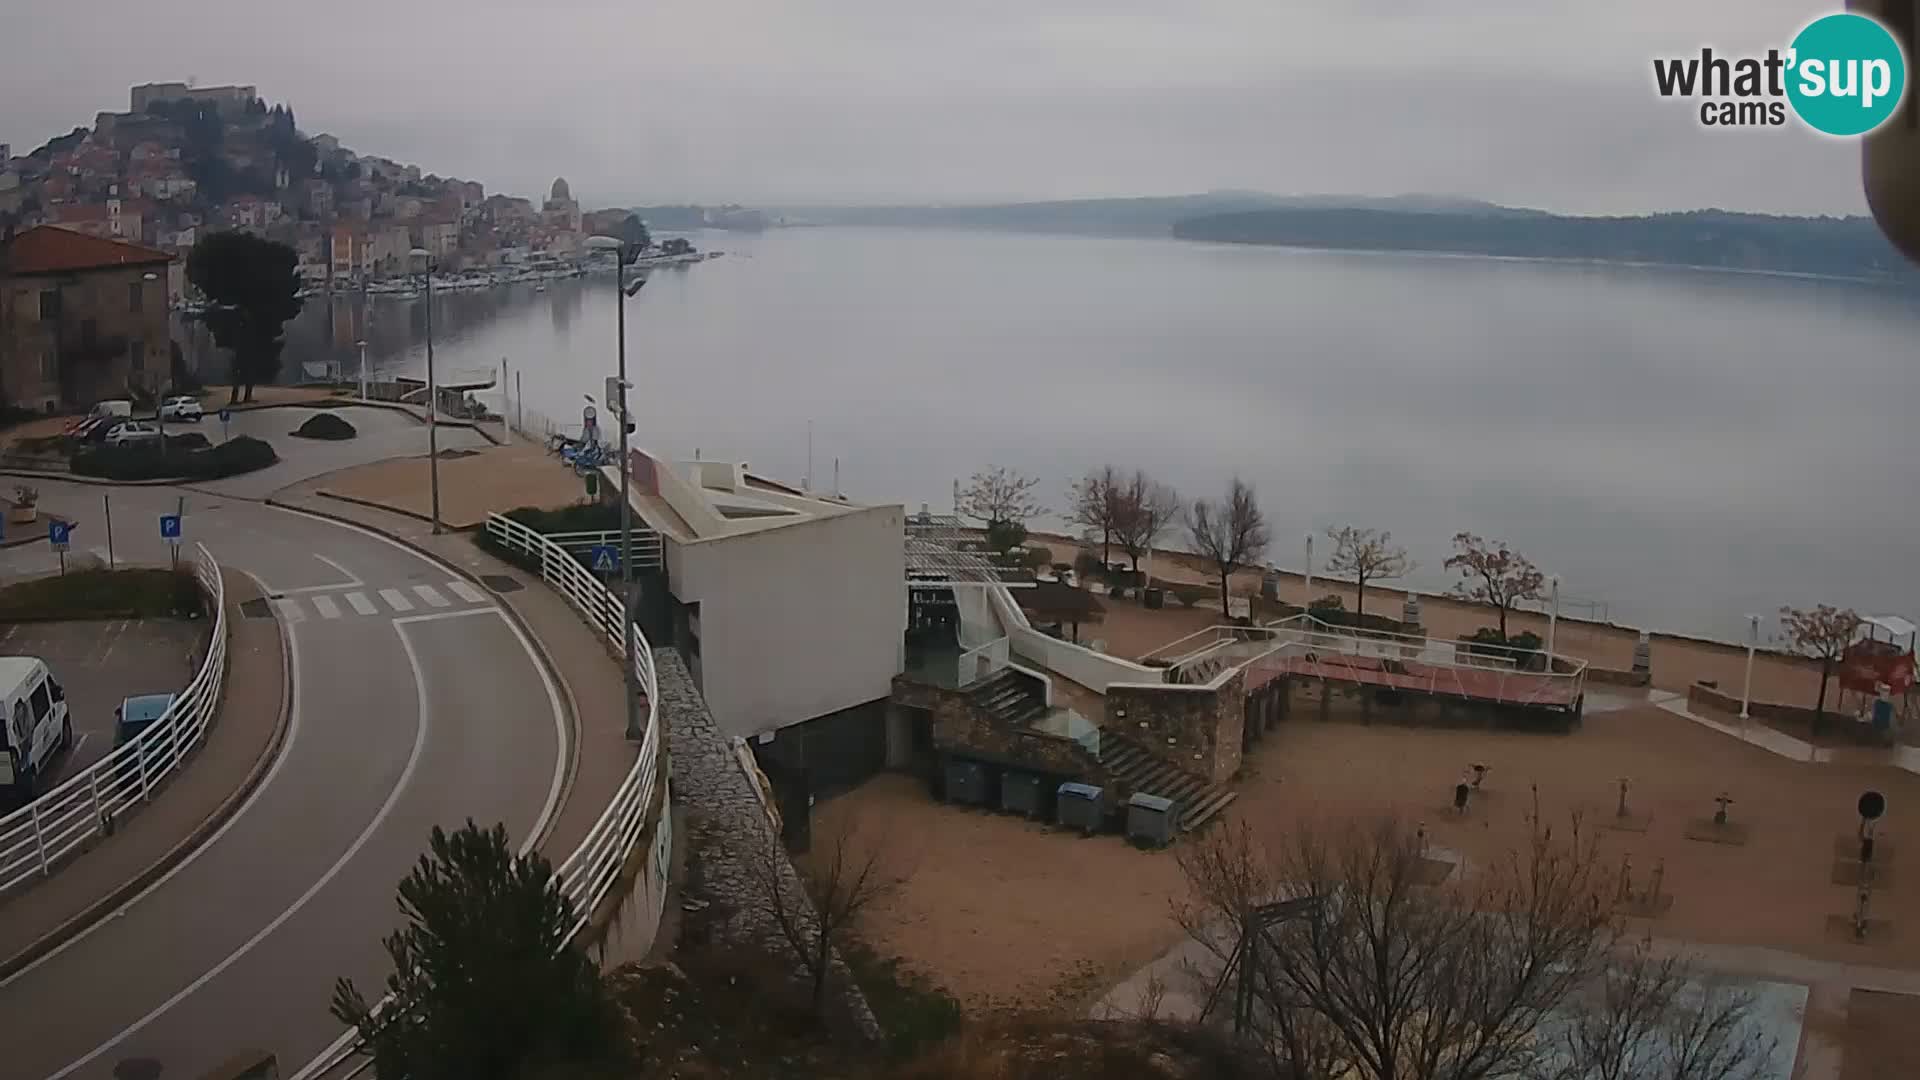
[0, 543, 227, 895]
[482, 512, 664, 941]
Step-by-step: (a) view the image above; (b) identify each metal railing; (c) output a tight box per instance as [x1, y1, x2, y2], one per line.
[482, 512, 663, 940]
[543, 529, 664, 572]
[0, 543, 227, 895]
[956, 635, 1011, 688]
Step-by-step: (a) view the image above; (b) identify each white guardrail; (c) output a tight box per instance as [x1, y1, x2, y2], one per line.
[483, 512, 662, 941]
[0, 543, 227, 894]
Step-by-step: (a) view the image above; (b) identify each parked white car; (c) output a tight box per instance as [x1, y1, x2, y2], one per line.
[159, 396, 204, 422]
[105, 420, 163, 447]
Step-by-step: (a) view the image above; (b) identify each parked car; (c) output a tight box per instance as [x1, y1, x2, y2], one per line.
[104, 420, 162, 447]
[88, 399, 132, 421]
[114, 693, 176, 747]
[159, 396, 204, 422]
[1, 656, 71, 799]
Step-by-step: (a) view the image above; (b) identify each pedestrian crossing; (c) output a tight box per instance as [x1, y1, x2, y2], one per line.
[272, 581, 493, 623]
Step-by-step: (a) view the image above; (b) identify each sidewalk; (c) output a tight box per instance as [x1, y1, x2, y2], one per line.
[264, 479, 637, 873]
[0, 568, 288, 978]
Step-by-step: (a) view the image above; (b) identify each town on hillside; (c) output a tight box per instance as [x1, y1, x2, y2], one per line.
[0, 80, 696, 300]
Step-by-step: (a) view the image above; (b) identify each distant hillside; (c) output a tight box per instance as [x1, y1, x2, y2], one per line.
[1171, 207, 1916, 281]
[778, 192, 1531, 236]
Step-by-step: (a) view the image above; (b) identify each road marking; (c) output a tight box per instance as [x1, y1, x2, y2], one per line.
[393, 607, 500, 625]
[446, 579, 486, 604]
[0, 568, 306, 991]
[344, 591, 378, 616]
[272, 598, 306, 624]
[311, 594, 341, 620]
[46, 616, 432, 1080]
[314, 553, 361, 585]
[295, 606, 568, 1080]
[379, 588, 414, 612]
[412, 584, 451, 608]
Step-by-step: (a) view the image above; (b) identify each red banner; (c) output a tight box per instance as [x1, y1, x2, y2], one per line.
[1841, 643, 1917, 694]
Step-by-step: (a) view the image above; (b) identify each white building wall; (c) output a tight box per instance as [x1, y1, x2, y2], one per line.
[666, 505, 906, 737]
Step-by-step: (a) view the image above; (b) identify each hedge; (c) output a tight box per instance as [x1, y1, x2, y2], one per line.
[292, 413, 358, 440]
[0, 568, 203, 620]
[73, 436, 279, 482]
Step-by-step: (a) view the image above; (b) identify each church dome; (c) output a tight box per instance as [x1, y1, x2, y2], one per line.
[550, 177, 572, 203]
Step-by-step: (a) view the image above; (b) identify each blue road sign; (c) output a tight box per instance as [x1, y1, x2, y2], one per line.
[48, 521, 72, 549]
[219, 408, 232, 423]
[159, 514, 182, 541]
[589, 544, 619, 573]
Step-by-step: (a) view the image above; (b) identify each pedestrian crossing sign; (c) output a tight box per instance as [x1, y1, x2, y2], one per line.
[590, 545, 618, 573]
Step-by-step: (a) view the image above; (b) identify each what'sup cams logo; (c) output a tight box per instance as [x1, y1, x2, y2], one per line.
[1653, 11, 1909, 136]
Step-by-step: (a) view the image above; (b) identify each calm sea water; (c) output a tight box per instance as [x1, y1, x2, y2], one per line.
[285, 227, 1920, 643]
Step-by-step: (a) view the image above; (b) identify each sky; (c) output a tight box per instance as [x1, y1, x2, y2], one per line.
[0, 0, 1874, 215]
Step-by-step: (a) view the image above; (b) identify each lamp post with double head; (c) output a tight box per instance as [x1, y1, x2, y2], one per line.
[585, 234, 649, 741]
[408, 249, 442, 533]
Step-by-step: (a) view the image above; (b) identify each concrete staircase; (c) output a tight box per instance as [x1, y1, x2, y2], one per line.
[973, 669, 1049, 727]
[1098, 730, 1238, 831]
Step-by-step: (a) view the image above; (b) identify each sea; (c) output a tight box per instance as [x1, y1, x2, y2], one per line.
[274, 225, 1920, 645]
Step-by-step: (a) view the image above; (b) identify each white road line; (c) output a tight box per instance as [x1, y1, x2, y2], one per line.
[272, 598, 306, 624]
[1, 568, 305, 991]
[412, 584, 451, 609]
[47, 617, 432, 1080]
[313, 553, 361, 586]
[294, 607, 566, 1080]
[344, 591, 378, 616]
[392, 607, 501, 625]
[378, 588, 414, 612]
[311, 594, 341, 620]
[446, 579, 487, 605]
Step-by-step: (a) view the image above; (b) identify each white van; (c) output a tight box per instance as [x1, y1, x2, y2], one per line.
[87, 399, 132, 421]
[0, 657, 72, 798]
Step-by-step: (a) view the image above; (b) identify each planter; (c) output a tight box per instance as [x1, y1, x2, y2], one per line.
[7, 505, 37, 526]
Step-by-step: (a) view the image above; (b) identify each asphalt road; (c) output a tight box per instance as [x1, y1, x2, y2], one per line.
[0, 480, 566, 1079]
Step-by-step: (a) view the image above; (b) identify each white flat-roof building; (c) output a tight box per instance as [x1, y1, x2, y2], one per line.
[614, 450, 906, 743]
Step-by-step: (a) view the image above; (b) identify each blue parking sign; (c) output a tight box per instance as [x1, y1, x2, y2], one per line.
[589, 544, 618, 573]
[48, 520, 72, 549]
[160, 514, 182, 541]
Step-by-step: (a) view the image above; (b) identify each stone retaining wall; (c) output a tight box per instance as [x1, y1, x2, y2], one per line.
[657, 650, 881, 1040]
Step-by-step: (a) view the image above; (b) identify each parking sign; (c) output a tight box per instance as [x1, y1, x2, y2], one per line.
[160, 514, 183, 541]
[48, 520, 72, 551]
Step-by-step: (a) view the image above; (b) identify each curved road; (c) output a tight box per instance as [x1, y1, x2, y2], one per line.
[0, 480, 567, 1079]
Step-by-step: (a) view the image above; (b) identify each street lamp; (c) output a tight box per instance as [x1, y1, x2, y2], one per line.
[584, 233, 649, 741]
[409, 249, 442, 534]
[1546, 575, 1560, 667]
[1740, 614, 1761, 720]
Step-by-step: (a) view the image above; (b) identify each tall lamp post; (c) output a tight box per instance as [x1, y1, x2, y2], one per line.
[1740, 614, 1761, 720]
[584, 234, 649, 741]
[408, 249, 442, 534]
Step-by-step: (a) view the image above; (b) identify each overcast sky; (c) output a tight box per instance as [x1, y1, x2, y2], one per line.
[0, 0, 1871, 215]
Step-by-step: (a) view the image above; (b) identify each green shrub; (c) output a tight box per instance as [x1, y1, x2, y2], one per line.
[72, 435, 278, 481]
[985, 520, 1027, 555]
[0, 568, 203, 619]
[1023, 545, 1053, 571]
[1308, 594, 1346, 614]
[292, 412, 358, 440]
[1073, 552, 1102, 581]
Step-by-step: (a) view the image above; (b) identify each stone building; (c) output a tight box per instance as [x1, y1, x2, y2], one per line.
[0, 226, 174, 410]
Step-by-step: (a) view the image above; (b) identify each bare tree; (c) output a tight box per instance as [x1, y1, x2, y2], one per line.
[1173, 817, 1773, 1080]
[1444, 532, 1545, 640]
[1113, 470, 1181, 577]
[1187, 477, 1269, 620]
[958, 465, 1044, 530]
[742, 817, 904, 1015]
[1777, 604, 1863, 731]
[1067, 465, 1126, 565]
[1322, 526, 1414, 619]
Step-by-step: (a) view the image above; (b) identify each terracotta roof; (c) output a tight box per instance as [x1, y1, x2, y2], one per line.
[0, 225, 173, 274]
